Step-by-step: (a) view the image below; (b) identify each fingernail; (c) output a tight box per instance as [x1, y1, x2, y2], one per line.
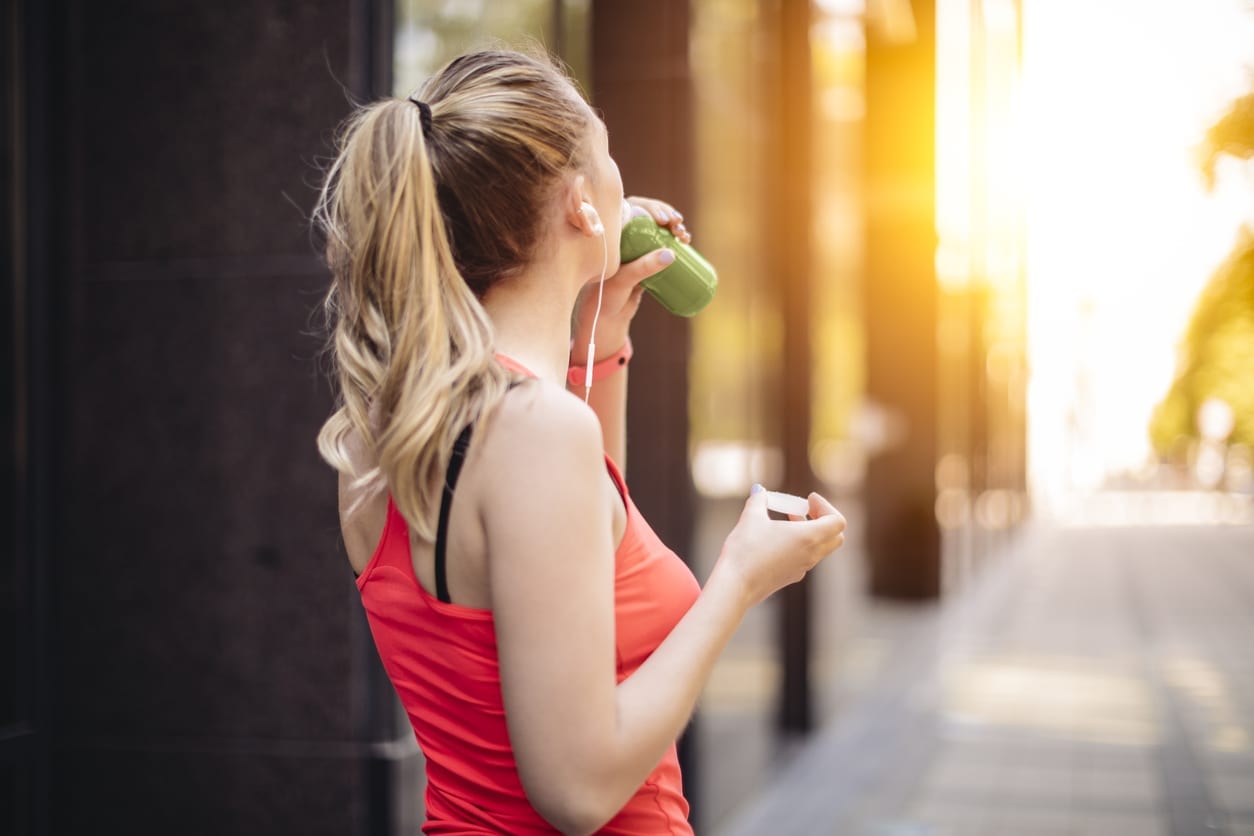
[657, 210, 670, 222]
[658, 248, 675, 265]
[750, 483, 763, 495]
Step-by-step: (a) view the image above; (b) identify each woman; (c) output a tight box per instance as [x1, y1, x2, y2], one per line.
[316, 49, 846, 835]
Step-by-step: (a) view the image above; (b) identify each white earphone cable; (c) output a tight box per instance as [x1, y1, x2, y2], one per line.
[584, 226, 608, 403]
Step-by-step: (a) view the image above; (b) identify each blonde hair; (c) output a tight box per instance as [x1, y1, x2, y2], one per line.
[315, 50, 591, 540]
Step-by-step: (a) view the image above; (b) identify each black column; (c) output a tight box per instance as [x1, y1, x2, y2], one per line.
[770, 0, 817, 735]
[863, 1, 942, 600]
[22, 2, 415, 834]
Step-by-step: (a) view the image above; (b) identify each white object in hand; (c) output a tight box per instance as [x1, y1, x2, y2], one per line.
[765, 491, 809, 518]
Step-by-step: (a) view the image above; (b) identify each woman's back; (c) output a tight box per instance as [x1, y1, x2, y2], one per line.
[351, 359, 699, 833]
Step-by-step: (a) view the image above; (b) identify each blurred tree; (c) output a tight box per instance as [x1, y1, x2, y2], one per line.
[1201, 92, 1254, 189]
[1150, 92, 1254, 457]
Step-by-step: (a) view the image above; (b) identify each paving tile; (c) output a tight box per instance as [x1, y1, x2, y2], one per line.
[859, 821, 976, 836]
[1069, 809, 1167, 836]
[1001, 742, 1085, 769]
[902, 798, 987, 834]
[1199, 750, 1254, 772]
[1082, 743, 1159, 773]
[921, 758, 1007, 794]
[1225, 814, 1254, 836]
[999, 765, 1074, 803]
[1207, 770, 1254, 814]
[1071, 767, 1161, 806]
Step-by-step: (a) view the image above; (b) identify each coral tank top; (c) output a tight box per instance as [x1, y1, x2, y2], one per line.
[355, 355, 701, 834]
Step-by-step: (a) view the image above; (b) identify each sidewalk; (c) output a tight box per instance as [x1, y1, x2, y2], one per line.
[713, 521, 1254, 836]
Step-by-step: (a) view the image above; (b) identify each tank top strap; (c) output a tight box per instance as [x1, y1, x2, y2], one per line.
[361, 495, 413, 581]
[604, 452, 628, 506]
[494, 352, 539, 379]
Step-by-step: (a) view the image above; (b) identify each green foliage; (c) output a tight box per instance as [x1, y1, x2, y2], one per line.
[1151, 232, 1254, 454]
[1151, 88, 1254, 456]
[1201, 92, 1254, 188]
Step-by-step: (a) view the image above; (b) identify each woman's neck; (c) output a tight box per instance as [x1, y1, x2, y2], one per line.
[481, 248, 591, 384]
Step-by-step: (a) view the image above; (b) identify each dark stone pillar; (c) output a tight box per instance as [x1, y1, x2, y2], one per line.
[863, 1, 942, 599]
[27, 2, 415, 834]
[4, 0, 57, 832]
[590, 0, 699, 824]
[590, 3, 695, 553]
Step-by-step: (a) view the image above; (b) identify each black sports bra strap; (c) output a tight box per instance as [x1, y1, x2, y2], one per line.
[432, 378, 526, 604]
[434, 423, 474, 604]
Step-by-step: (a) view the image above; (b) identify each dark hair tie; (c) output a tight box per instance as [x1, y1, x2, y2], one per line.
[408, 96, 433, 135]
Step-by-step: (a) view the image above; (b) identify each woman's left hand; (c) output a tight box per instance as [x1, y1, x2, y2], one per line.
[626, 195, 691, 245]
[570, 196, 691, 360]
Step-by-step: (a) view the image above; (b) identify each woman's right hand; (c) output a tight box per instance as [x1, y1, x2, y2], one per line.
[714, 487, 847, 609]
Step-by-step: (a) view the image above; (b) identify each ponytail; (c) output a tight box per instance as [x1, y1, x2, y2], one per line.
[315, 100, 510, 540]
[315, 49, 589, 540]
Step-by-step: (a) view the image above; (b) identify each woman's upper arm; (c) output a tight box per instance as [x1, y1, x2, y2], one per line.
[479, 385, 620, 825]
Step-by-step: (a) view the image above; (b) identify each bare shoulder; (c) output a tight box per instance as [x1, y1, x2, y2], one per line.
[473, 380, 610, 535]
[480, 379, 604, 468]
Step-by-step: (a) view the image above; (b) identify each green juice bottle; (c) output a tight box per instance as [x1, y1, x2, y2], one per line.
[619, 214, 718, 317]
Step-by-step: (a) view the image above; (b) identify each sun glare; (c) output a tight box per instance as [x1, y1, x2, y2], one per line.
[1018, 0, 1251, 514]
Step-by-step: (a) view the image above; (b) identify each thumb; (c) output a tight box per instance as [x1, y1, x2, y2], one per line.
[617, 246, 676, 288]
[741, 483, 769, 518]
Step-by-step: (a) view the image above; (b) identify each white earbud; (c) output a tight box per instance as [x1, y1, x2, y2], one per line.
[581, 201, 604, 235]
[580, 201, 609, 402]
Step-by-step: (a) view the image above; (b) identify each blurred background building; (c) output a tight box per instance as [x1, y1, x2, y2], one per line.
[5, 0, 1253, 834]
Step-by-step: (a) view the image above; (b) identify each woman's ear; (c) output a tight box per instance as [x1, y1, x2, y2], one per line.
[564, 174, 597, 234]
